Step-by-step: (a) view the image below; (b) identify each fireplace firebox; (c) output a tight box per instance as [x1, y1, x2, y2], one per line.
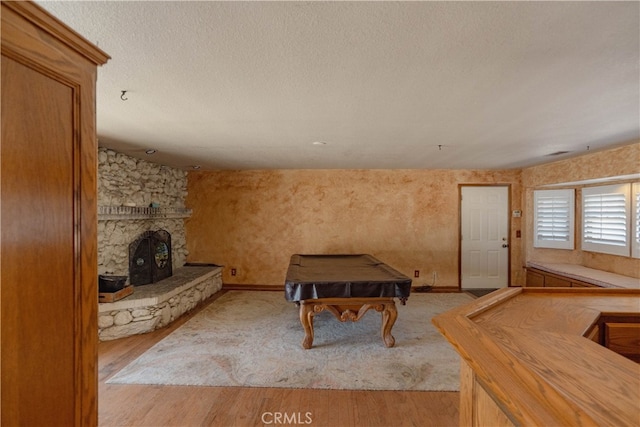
[129, 229, 172, 285]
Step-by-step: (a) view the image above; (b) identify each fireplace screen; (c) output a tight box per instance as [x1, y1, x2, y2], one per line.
[129, 229, 172, 285]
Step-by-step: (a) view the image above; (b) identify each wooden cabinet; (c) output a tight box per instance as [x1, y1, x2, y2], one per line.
[433, 288, 640, 426]
[583, 313, 640, 361]
[586, 324, 600, 343]
[525, 267, 598, 288]
[1, 2, 109, 426]
[604, 322, 640, 363]
[525, 269, 545, 287]
[544, 274, 572, 287]
[460, 360, 515, 427]
[570, 281, 593, 288]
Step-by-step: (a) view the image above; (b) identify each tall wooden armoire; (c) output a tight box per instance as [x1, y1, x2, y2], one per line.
[1, 2, 109, 426]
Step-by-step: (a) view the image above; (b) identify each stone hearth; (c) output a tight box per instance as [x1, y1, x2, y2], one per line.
[98, 266, 222, 341]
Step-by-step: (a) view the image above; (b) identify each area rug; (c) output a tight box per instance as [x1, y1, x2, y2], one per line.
[107, 291, 473, 391]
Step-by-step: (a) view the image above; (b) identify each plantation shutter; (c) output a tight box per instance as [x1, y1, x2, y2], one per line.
[582, 184, 630, 256]
[533, 189, 574, 249]
[633, 183, 640, 259]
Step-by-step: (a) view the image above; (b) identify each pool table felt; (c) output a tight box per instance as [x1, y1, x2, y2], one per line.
[284, 254, 412, 301]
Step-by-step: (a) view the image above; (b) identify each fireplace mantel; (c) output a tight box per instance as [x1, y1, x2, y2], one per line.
[98, 205, 192, 221]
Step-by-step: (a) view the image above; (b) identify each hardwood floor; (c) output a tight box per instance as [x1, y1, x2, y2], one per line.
[99, 291, 460, 426]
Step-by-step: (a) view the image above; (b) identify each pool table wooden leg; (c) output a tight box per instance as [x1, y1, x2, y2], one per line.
[381, 302, 398, 348]
[299, 303, 315, 349]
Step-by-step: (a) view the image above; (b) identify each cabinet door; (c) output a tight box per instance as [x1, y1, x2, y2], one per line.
[2, 55, 78, 427]
[545, 275, 572, 287]
[605, 323, 640, 362]
[526, 270, 545, 287]
[1, 3, 108, 426]
[571, 281, 598, 288]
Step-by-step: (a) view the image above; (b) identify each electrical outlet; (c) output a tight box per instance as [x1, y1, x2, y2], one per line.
[231, 268, 237, 276]
[414, 270, 420, 278]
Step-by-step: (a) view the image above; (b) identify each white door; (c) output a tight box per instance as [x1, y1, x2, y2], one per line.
[461, 186, 509, 289]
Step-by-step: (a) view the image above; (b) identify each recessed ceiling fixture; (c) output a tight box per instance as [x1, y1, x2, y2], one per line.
[145, 149, 157, 155]
[312, 141, 327, 146]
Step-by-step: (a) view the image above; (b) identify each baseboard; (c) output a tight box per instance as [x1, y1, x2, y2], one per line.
[222, 283, 284, 291]
[426, 286, 461, 293]
[413, 285, 461, 293]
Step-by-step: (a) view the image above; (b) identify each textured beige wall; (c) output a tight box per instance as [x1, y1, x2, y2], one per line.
[186, 169, 523, 287]
[522, 142, 639, 187]
[522, 141, 640, 277]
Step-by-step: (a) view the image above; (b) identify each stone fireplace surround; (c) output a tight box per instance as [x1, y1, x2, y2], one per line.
[97, 148, 189, 276]
[97, 148, 222, 340]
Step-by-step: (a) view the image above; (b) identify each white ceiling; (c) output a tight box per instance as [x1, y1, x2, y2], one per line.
[38, 1, 639, 171]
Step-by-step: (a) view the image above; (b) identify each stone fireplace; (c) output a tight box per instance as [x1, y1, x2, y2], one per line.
[97, 148, 189, 279]
[96, 148, 223, 341]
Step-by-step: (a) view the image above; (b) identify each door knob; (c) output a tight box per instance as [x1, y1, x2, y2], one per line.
[502, 244, 509, 248]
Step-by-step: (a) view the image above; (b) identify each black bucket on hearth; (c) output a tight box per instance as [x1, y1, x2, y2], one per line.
[98, 275, 128, 293]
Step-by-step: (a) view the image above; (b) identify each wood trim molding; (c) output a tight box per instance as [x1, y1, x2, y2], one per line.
[2, 1, 110, 65]
[426, 286, 463, 293]
[222, 283, 284, 291]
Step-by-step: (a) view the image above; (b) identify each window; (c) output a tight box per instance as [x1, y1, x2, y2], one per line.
[582, 184, 630, 256]
[533, 189, 575, 249]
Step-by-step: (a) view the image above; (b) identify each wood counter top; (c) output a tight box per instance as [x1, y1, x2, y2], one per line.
[432, 288, 640, 426]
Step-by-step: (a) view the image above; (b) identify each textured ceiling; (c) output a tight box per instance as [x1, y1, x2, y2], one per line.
[38, 1, 639, 170]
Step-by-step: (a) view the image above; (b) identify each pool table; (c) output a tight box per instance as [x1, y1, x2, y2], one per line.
[284, 254, 412, 349]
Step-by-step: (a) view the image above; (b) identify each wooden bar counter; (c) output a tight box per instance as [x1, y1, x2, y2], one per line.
[432, 288, 640, 426]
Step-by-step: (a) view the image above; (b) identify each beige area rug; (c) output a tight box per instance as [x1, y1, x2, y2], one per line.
[107, 291, 473, 391]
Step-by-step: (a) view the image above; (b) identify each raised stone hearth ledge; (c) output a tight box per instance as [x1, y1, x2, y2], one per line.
[98, 266, 222, 341]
